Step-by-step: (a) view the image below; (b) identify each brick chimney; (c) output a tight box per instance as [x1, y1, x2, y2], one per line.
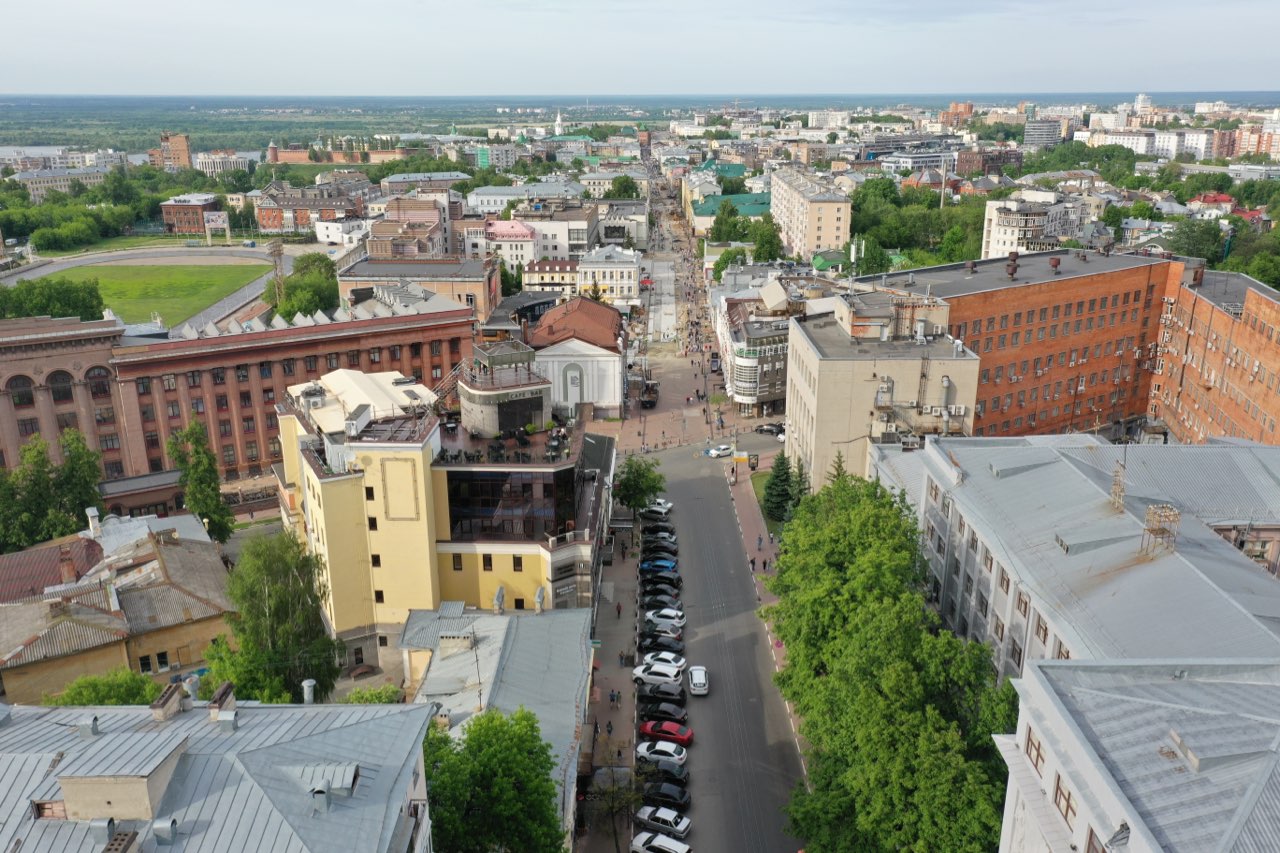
[58, 544, 78, 584]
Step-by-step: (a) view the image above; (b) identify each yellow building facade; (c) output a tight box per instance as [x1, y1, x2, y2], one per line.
[277, 368, 609, 669]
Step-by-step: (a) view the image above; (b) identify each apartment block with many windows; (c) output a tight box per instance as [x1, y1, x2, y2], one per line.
[769, 167, 851, 258]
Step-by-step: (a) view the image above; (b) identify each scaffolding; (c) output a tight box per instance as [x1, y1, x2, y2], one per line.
[1141, 504, 1181, 554]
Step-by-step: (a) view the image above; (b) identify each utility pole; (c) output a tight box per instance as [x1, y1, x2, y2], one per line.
[268, 238, 285, 304]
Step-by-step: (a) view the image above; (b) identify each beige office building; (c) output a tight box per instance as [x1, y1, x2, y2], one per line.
[770, 167, 851, 259]
[785, 290, 979, 482]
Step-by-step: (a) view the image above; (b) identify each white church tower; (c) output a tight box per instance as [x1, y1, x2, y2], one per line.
[554, 110, 563, 137]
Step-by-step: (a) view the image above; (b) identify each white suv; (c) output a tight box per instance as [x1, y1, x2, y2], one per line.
[687, 665, 709, 696]
[630, 832, 690, 853]
[632, 663, 683, 686]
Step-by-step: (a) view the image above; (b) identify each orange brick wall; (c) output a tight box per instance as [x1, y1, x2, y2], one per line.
[1154, 284, 1280, 444]
[947, 262, 1183, 436]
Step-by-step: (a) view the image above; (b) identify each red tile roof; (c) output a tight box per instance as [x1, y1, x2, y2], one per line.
[0, 537, 103, 604]
[1189, 192, 1236, 205]
[526, 297, 624, 352]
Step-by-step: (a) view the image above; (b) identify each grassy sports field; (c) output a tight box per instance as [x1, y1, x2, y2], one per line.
[71, 263, 271, 325]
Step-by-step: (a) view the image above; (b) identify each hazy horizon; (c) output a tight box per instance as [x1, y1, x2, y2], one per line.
[7, 0, 1279, 97]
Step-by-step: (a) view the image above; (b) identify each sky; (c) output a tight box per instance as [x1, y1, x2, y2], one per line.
[5, 0, 1280, 97]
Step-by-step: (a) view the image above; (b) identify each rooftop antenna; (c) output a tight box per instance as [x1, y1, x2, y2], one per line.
[1141, 504, 1180, 555]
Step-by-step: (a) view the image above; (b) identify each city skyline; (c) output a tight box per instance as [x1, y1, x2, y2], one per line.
[7, 0, 1280, 97]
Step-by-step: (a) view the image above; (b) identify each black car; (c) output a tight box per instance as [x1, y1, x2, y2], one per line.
[642, 540, 678, 556]
[755, 422, 784, 435]
[643, 782, 691, 810]
[643, 522, 677, 536]
[639, 581, 681, 599]
[638, 635, 685, 656]
[640, 573, 682, 590]
[637, 757, 690, 787]
[637, 682, 687, 705]
[638, 701, 688, 724]
[640, 594, 681, 612]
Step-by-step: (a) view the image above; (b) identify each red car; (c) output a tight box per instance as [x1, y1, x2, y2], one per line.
[640, 721, 693, 747]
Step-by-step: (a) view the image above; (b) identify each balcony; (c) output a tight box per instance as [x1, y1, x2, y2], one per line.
[435, 422, 582, 468]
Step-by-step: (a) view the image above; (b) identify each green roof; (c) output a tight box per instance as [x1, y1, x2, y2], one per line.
[694, 160, 747, 178]
[547, 135, 594, 142]
[811, 250, 846, 271]
[692, 193, 772, 218]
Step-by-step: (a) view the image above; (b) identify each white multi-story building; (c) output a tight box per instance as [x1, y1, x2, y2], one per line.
[998, 659, 1280, 853]
[893, 436, 1280, 682]
[1100, 131, 1155, 156]
[1152, 130, 1185, 159]
[769, 167, 851, 259]
[579, 170, 650, 199]
[466, 180, 585, 215]
[1194, 100, 1231, 114]
[876, 150, 958, 173]
[193, 151, 255, 176]
[807, 110, 851, 129]
[1132, 92, 1153, 114]
[576, 245, 642, 307]
[484, 219, 537, 268]
[980, 198, 1076, 259]
[315, 216, 369, 247]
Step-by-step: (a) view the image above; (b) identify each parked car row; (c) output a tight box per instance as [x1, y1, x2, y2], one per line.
[629, 496, 709, 852]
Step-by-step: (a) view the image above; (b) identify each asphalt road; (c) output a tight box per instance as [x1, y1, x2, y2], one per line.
[654, 443, 803, 853]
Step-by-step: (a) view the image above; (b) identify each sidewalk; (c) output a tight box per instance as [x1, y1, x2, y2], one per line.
[726, 446, 808, 782]
[581, 537, 640, 851]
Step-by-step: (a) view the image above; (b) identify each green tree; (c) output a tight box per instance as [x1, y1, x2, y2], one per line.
[763, 451, 793, 522]
[1170, 218, 1224, 262]
[709, 199, 749, 242]
[214, 532, 344, 702]
[217, 169, 253, 194]
[45, 667, 163, 705]
[614, 456, 666, 517]
[586, 766, 642, 853]
[201, 636, 291, 704]
[54, 428, 105, 525]
[713, 247, 749, 281]
[1, 276, 105, 321]
[764, 473, 1016, 851]
[0, 432, 102, 553]
[274, 253, 340, 319]
[854, 236, 892, 275]
[826, 132, 839, 144]
[604, 175, 641, 199]
[499, 260, 523, 296]
[718, 175, 747, 195]
[341, 684, 403, 703]
[584, 282, 606, 302]
[166, 421, 233, 543]
[789, 459, 809, 511]
[826, 450, 847, 483]
[423, 707, 564, 853]
[749, 213, 784, 263]
[1101, 205, 1125, 232]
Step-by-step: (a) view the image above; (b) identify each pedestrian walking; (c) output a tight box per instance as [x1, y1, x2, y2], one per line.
[762, 558, 769, 573]
[750, 556, 756, 572]
[606, 721, 614, 737]
[757, 534, 763, 551]
[616, 601, 622, 619]
[619, 650, 625, 667]
[594, 720, 600, 736]
[769, 532, 775, 545]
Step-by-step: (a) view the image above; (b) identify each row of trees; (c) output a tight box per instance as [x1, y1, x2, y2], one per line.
[765, 467, 1017, 851]
[0, 276, 104, 321]
[845, 177, 986, 275]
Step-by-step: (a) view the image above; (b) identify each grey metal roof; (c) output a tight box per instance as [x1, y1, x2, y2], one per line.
[404, 606, 592, 833]
[0, 701, 435, 852]
[1030, 660, 1280, 852]
[929, 437, 1280, 661]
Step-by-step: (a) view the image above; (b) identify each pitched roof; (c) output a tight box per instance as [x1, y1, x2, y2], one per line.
[0, 538, 102, 604]
[1020, 659, 1280, 852]
[0, 701, 435, 852]
[526, 298, 624, 351]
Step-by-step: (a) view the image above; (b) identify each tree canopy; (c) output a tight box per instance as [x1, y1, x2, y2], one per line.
[709, 199, 750, 243]
[713, 247, 750, 282]
[204, 532, 344, 703]
[765, 472, 1016, 851]
[2, 276, 106, 321]
[1170, 218, 1224, 264]
[423, 707, 564, 853]
[614, 456, 665, 514]
[603, 175, 641, 200]
[763, 451, 793, 522]
[273, 252, 340, 320]
[166, 421, 234, 544]
[0, 431, 102, 554]
[45, 667, 163, 705]
[749, 213, 784, 263]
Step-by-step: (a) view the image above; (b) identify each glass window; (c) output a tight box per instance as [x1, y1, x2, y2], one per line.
[259, 361, 273, 379]
[161, 373, 177, 391]
[186, 370, 202, 387]
[1053, 775, 1077, 830]
[18, 417, 40, 437]
[139, 655, 152, 674]
[166, 401, 181, 419]
[236, 364, 249, 382]
[222, 445, 236, 465]
[8, 375, 35, 408]
[212, 367, 226, 385]
[57, 412, 79, 431]
[49, 370, 74, 403]
[305, 356, 318, 372]
[282, 358, 296, 376]
[1024, 726, 1045, 776]
[135, 376, 152, 396]
[156, 651, 169, 670]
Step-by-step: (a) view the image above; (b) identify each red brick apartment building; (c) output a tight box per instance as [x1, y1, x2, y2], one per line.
[0, 295, 473, 515]
[160, 193, 219, 234]
[872, 250, 1184, 438]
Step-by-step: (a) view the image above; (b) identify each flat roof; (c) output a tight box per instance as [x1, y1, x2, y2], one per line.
[793, 314, 976, 361]
[340, 258, 489, 280]
[856, 250, 1171, 299]
[1188, 268, 1276, 313]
